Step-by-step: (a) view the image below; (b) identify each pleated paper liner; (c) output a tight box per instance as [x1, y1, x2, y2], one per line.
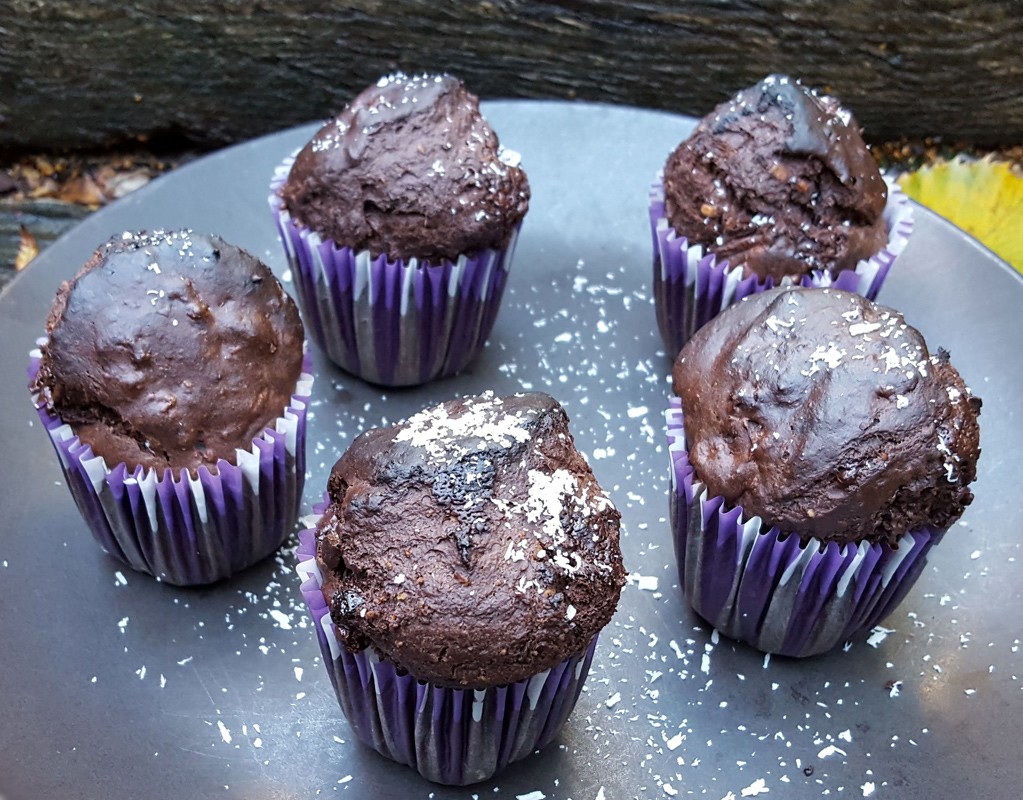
[666, 397, 942, 657]
[28, 347, 313, 586]
[650, 176, 914, 358]
[270, 159, 518, 387]
[296, 525, 596, 785]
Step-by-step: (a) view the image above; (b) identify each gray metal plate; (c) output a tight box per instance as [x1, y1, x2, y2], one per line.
[1, 101, 1019, 800]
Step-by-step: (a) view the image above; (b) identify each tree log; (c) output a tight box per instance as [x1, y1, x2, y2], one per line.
[1, 0, 1021, 153]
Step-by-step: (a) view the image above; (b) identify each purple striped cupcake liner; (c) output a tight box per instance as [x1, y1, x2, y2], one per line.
[28, 347, 314, 586]
[650, 175, 914, 358]
[296, 525, 597, 785]
[666, 398, 943, 658]
[269, 158, 518, 387]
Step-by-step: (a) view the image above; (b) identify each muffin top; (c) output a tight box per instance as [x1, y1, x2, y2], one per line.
[280, 72, 530, 263]
[316, 391, 625, 689]
[662, 74, 888, 283]
[32, 230, 305, 473]
[673, 287, 981, 547]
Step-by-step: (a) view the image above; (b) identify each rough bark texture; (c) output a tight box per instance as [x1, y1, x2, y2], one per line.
[0, 1, 1021, 153]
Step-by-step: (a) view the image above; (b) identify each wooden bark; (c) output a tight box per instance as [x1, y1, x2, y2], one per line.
[0, 0, 1021, 153]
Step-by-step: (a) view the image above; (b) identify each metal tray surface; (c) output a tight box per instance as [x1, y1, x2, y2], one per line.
[1, 101, 1019, 800]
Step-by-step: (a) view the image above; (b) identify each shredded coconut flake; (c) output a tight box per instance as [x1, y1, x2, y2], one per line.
[268, 609, 292, 630]
[765, 315, 794, 333]
[395, 392, 530, 460]
[628, 573, 659, 591]
[741, 778, 770, 797]
[849, 321, 882, 336]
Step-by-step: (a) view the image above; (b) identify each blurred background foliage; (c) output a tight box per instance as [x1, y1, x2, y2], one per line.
[897, 157, 1023, 272]
[2, 146, 1021, 286]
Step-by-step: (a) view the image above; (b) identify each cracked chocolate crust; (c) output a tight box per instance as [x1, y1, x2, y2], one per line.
[663, 74, 889, 283]
[316, 391, 625, 689]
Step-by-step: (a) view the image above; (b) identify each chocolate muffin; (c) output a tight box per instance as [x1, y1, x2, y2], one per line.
[298, 391, 624, 782]
[675, 286, 980, 546]
[33, 230, 305, 473]
[282, 72, 529, 262]
[270, 73, 530, 386]
[663, 74, 888, 282]
[650, 75, 914, 357]
[319, 390, 624, 686]
[29, 230, 311, 585]
[666, 286, 980, 656]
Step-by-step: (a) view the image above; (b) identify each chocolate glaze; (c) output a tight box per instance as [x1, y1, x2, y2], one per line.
[673, 287, 981, 547]
[32, 231, 305, 473]
[316, 391, 625, 689]
[281, 73, 530, 263]
[662, 75, 889, 282]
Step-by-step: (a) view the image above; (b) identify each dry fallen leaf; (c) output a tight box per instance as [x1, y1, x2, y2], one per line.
[58, 174, 106, 207]
[898, 156, 1023, 272]
[28, 176, 60, 199]
[34, 156, 57, 178]
[102, 168, 151, 200]
[15, 225, 39, 271]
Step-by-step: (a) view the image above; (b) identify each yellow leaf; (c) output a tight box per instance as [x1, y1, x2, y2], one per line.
[15, 225, 39, 271]
[897, 157, 1023, 272]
